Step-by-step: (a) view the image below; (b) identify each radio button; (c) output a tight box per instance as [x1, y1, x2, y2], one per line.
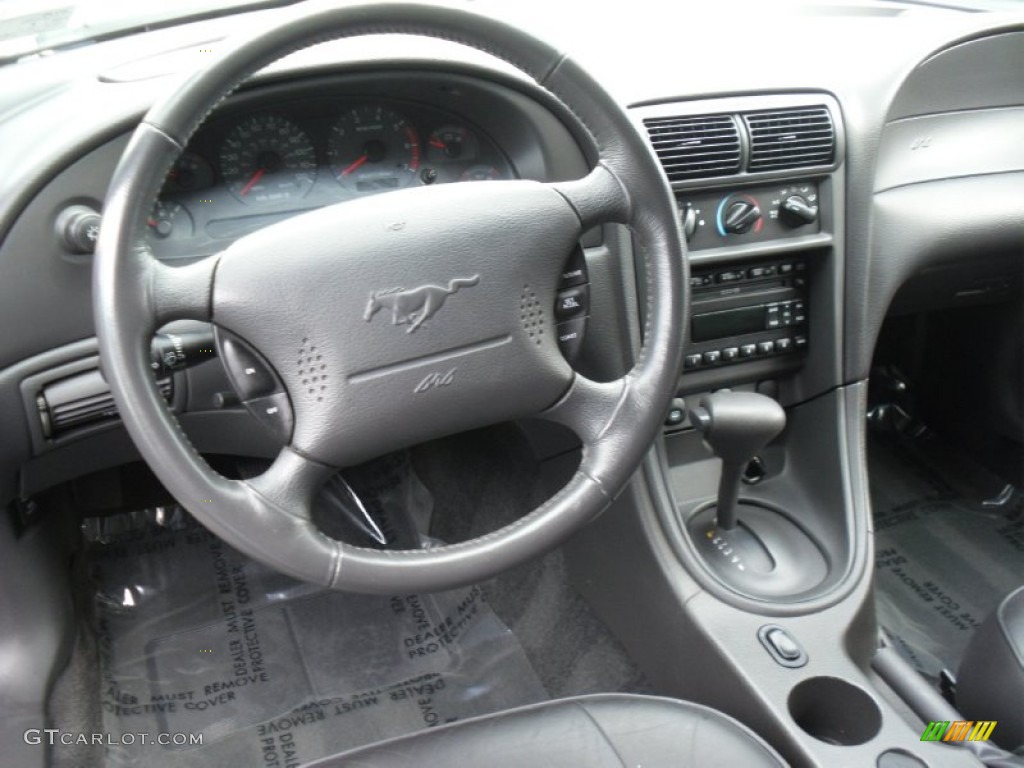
[722, 347, 740, 362]
[794, 335, 809, 349]
[779, 263, 794, 275]
[703, 350, 722, 365]
[716, 270, 745, 284]
[690, 275, 713, 289]
[685, 353, 703, 369]
[747, 265, 777, 279]
[776, 338, 793, 353]
[766, 305, 781, 328]
[758, 341, 775, 355]
[740, 344, 757, 358]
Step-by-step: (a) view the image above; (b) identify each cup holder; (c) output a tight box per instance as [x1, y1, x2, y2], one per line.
[788, 676, 882, 746]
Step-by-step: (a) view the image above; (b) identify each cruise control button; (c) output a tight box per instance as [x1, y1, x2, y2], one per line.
[217, 330, 279, 400]
[740, 344, 757, 358]
[703, 350, 721, 365]
[245, 392, 294, 443]
[556, 317, 587, 362]
[559, 246, 588, 289]
[722, 347, 739, 362]
[684, 353, 703, 369]
[758, 341, 775, 355]
[555, 285, 589, 320]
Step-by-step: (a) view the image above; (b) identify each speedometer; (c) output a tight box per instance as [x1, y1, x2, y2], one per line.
[218, 114, 317, 205]
[327, 105, 421, 195]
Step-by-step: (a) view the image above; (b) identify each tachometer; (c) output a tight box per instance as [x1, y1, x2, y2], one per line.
[327, 105, 421, 195]
[218, 114, 317, 205]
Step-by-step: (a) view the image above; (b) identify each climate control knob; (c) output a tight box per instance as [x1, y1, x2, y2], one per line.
[779, 195, 818, 227]
[723, 200, 761, 234]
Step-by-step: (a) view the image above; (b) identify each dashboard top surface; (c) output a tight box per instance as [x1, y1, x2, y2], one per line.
[0, 1, 1020, 382]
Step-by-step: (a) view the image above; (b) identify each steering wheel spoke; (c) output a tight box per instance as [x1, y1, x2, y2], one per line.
[549, 164, 630, 231]
[244, 448, 337, 522]
[540, 373, 630, 446]
[149, 254, 218, 326]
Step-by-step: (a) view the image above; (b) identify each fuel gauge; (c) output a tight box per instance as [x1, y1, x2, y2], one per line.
[147, 200, 194, 240]
[427, 125, 478, 163]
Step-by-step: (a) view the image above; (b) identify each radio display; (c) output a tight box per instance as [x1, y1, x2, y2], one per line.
[692, 306, 765, 342]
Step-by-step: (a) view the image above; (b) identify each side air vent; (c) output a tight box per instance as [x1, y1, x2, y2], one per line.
[643, 114, 742, 181]
[38, 369, 173, 438]
[744, 107, 834, 171]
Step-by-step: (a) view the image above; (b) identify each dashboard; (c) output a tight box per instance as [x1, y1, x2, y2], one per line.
[145, 87, 516, 259]
[0, 3, 1022, 768]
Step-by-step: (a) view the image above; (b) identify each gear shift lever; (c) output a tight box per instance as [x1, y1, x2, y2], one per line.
[689, 391, 786, 530]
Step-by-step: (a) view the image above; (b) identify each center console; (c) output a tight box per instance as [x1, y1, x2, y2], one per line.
[563, 94, 981, 767]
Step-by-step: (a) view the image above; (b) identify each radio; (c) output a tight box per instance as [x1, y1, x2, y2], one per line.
[685, 258, 809, 370]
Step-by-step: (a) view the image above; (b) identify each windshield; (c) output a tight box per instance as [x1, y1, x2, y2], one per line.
[0, 0, 298, 60]
[0, 0, 1019, 62]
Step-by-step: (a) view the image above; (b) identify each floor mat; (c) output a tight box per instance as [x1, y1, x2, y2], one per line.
[870, 434, 1024, 680]
[84, 506, 548, 767]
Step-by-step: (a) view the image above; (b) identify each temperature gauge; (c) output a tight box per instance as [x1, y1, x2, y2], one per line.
[459, 165, 502, 182]
[427, 125, 478, 163]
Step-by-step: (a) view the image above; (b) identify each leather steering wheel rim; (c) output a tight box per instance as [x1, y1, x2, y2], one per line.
[94, 1, 686, 594]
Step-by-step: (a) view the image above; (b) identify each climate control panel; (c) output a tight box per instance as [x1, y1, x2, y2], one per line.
[679, 180, 820, 250]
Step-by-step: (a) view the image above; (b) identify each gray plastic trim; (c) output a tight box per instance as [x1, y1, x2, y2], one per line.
[859, 172, 1024, 383]
[886, 29, 1024, 121]
[874, 107, 1024, 194]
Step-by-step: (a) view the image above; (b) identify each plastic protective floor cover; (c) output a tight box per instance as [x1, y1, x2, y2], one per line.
[871, 434, 1024, 681]
[83, 466, 548, 766]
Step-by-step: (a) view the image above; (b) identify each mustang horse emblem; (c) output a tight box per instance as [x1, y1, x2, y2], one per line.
[363, 275, 480, 333]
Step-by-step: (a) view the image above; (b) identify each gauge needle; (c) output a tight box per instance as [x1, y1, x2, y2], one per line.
[429, 139, 446, 149]
[147, 218, 158, 227]
[340, 154, 368, 177]
[239, 167, 265, 196]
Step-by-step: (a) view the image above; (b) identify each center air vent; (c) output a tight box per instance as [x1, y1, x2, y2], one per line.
[643, 114, 741, 181]
[744, 107, 835, 171]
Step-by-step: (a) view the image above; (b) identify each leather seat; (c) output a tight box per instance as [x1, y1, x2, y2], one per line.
[302, 693, 786, 767]
[958, 584, 1024, 750]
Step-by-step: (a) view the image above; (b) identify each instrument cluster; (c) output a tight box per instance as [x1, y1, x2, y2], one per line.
[147, 99, 515, 259]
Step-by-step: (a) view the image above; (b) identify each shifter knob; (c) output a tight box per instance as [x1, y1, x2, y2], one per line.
[689, 391, 786, 530]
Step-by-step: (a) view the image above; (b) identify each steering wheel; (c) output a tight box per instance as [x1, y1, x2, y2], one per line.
[94, 2, 685, 594]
